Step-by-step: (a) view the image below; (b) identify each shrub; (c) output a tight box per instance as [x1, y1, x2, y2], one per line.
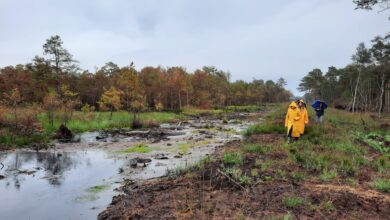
[81, 104, 91, 113]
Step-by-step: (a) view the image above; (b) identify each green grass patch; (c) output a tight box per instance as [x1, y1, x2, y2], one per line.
[320, 201, 335, 212]
[224, 167, 252, 185]
[352, 131, 389, 157]
[319, 169, 338, 182]
[86, 185, 110, 193]
[372, 179, 390, 192]
[181, 107, 223, 117]
[223, 152, 243, 165]
[244, 143, 269, 154]
[1, 111, 179, 147]
[291, 172, 306, 182]
[118, 143, 152, 154]
[283, 196, 308, 209]
[178, 143, 191, 154]
[372, 156, 390, 173]
[224, 105, 265, 113]
[40, 111, 178, 134]
[243, 123, 284, 137]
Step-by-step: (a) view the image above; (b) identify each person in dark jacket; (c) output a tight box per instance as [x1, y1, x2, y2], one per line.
[315, 102, 325, 124]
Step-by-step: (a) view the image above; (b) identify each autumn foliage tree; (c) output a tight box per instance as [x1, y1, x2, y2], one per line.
[43, 90, 62, 127]
[99, 86, 122, 120]
[114, 64, 146, 121]
[0, 35, 294, 133]
[2, 88, 22, 129]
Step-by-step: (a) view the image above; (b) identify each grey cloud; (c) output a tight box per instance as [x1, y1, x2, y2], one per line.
[0, 0, 388, 95]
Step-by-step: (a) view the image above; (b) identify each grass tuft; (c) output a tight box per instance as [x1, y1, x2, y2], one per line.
[243, 123, 284, 137]
[244, 143, 268, 154]
[223, 152, 243, 165]
[119, 143, 152, 153]
[372, 179, 390, 192]
[283, 196, 308, 209]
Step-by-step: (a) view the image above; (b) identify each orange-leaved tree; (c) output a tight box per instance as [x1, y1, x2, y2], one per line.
[99, 86, 122, 120]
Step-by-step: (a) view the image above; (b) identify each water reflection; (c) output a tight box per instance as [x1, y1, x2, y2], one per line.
[0, 151, 79, 188]
[0, 150, 125, 220]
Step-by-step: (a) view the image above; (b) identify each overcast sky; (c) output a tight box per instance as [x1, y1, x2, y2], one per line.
[0, 0, 388, 95]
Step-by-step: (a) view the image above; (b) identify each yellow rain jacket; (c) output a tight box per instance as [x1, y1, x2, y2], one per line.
[297, 103, 309, 135]
[285, 102, 301, 138]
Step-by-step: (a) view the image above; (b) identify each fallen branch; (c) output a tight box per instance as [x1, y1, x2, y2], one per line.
[216, 168, 247, 191]
[0, 162, 3, 170]
[316, 209, 329, 220]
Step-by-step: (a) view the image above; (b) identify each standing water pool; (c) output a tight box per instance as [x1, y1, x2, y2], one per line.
[0, 150, 125, 220]
[0, 114, 260, 220]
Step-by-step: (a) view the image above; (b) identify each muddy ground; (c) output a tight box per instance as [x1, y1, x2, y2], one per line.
[99, 134, 390, 220]
[0, 111, 266, 220]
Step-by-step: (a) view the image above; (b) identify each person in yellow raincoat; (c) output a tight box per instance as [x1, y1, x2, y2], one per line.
[297, 99, 309, 135]
[285, 101, 301, 143]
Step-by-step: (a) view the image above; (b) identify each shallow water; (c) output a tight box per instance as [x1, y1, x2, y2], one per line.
[0, 150, 125, 220]
[0, 114, 259, 220]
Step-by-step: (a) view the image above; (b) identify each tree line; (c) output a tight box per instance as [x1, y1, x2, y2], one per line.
[299, 34, 390, 115]
[0, 35, 292, 123]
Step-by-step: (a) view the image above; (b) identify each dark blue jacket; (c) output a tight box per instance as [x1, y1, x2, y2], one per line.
[315, 106, 324, 117]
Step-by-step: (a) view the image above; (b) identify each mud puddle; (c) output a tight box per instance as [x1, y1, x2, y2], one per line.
[0, 113, 261, 220]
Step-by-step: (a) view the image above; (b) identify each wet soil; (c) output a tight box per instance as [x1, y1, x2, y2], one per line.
[99, 134, 390, 220]
[0, 111, 263, 220]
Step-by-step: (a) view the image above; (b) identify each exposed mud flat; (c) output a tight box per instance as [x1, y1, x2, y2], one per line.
[0, 112, 262, 220]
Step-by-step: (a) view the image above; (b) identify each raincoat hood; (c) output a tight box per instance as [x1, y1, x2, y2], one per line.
[289, 102, 298, 109]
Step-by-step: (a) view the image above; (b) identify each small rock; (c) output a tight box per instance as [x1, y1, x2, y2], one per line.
[129, 159, 138, 168]
[174, 155, 182, 158]
[154, 154, 169, 160]
[129, 157, 152, 168]
[0, 175, 5, 180]
[96, 135, 107, 140]
[136, 158, 152, 163]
